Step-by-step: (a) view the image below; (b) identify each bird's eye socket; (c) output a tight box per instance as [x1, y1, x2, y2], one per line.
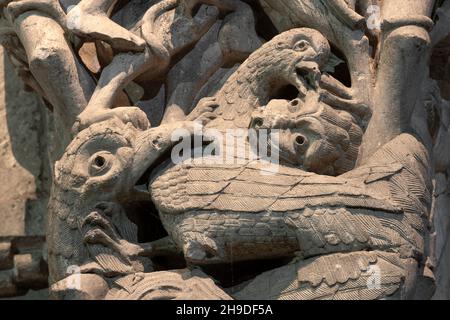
[294, 134, 308, 146]
[251, 117, 264, 129]
[294, 40, 309, 51]
[289, 99, 301, 113]
[89, 152, 113, 176]
[94, 156, 106, 168]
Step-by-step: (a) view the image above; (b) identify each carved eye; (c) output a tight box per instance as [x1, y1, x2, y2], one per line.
[251, 117, 264, 129]
[294, 134, 308, 147]
[288, 99, 301, 113]
[89, 152, 113, 176]
[94, 156, 106, 168]
[294, 40, 309, 51]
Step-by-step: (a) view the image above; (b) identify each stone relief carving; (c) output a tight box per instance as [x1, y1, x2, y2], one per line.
[0, 0, 449, 300]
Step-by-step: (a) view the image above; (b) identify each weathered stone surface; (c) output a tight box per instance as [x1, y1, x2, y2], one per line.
[0, 47, 48, 237]
[0, 0, 450, 300]
[0, 45, 50, 299]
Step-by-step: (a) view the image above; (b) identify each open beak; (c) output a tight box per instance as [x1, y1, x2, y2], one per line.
[292, 60, 321, 97]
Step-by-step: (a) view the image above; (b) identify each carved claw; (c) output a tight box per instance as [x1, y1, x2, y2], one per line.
[82, 211, 119, 240]
[72, 106, 150, 134]
[84, 227, 181, 260]
[84, 228, 145, 259]
[82, 203, 145, 259]
[84, 228, 119, 248]
[82, 203, 180, 260]
[82, 202, 122, 241]
[5, 0, 67, 28]
[187, 97, 220, 125]
[317, 74, 371, 120]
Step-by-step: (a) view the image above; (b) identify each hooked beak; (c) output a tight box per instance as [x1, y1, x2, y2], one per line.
[292, 60, 321, 98]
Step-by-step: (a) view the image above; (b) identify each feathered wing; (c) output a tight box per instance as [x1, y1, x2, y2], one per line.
[151, 140, 413, 216]
[151, 134, 429, 260]
[233, 251, 408, 300]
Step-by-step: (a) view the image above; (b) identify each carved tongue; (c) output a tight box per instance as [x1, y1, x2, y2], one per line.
[298, 79, 308, 98]
[296, 61, 321, 97]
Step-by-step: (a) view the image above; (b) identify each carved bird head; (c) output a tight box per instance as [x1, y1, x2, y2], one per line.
[250, 97, 363, 176]
[54, 119, 151, 203]
[258, 28, 331, 99]
[49, 118, 190, 282]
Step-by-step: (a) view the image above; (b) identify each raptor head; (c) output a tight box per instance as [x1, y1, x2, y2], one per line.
[49, 118, 195, 282]
[250, 97, 363, 176]
[54, 119, 156, 204]
[264, 28, 331, 98]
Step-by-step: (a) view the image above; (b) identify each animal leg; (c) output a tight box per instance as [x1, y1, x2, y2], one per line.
[66, 0, 146, 52]
[82, 206, 181, 260]
[84, 228, 147, 259]
[5, 0, 67, 28]
[141, 0, 219, 56]
[74, 0, 221, 132]
[138, 237, 182, 258]
[72, 49, 155, 133]
[83, 219, 181, 259]
[82, 210, 146, 260]
[8, 3, 96, 152]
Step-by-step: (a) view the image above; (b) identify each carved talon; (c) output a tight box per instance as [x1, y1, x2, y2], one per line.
[84, 228, 116, 246]
[83, 226, 180, 260]
[84, 228, 144, 259]
[82, 203, 123, 242]
[81, 203, 180, 260]
[320, 73, 354, 100]
[187, 97, 220, 124]
[82, 202, 122, 243]
[82, 211, 119, 240]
